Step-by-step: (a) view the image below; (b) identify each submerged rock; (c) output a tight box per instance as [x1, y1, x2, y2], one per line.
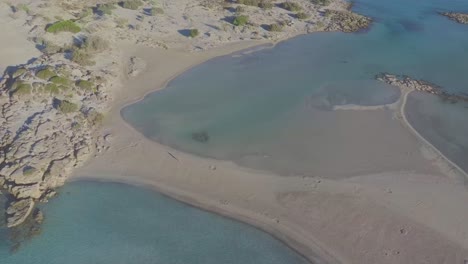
[192, 131, 209, 143]
[6, 199, 35, 228]
[440, 12, 468, 24]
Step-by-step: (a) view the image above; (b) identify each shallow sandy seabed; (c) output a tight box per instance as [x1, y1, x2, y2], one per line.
[72, 42, 468, 264]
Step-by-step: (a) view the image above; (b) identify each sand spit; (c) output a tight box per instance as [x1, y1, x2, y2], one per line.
[71, 44, 468, 263]
[0, 0, 368, 228]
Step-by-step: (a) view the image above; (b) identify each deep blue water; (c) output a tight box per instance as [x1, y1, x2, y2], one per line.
[0, 182, 308, 264]
[122, 0, 468, 175]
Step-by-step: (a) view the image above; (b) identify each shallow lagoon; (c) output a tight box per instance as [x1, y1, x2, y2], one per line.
[122, 0, 468, 176]
[0, 182, 308, 264]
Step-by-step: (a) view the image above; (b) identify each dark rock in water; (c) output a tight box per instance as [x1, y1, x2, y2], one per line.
[192, 131, 209, 143]
[8, 208, 44, 253]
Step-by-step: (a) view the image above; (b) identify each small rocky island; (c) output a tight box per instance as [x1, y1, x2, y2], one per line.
[440, 12, 468, 24]
[376, 73, 468, 103]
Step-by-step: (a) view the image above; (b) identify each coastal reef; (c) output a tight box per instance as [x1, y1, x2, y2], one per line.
[440, 12, 468, 24]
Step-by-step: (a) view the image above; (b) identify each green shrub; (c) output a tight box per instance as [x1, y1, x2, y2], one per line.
[189, 29, 199, 38]
[149, 7, 164, 15]
[86, 110, 104, 126]
[49, 76, 70, 85]
[258, 1, 273, 9]
[81, 35, 109, 53]
[120, 0, 143, 10]
[96, 3, 116, 15]
[36, 68, 56, 80]
[233, 15, 249, 26]
[115, 17, 129, 28]
[236, 6, 245, 13]
[46, 20, 81, 34]
[78, 8, 93, 19]
[57, 100, 79, 113]
[71, 49, 95, 66]
[76, 80, 95, 91]
[237, 0, 259, 6]
[44, 83, 60, 94]
[13, 83, 32, 96]
[279, 2, 302, 11]
[311, 0, 330, 5]
[268, 23, 283, 31]
[296, 12, 310, 20]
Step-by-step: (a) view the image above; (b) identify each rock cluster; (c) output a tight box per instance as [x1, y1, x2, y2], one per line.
[0, 56, 111, 227]
[440, 12, 468, 24]
[376, 73, 468, 103]
[324, 10, 372, 33]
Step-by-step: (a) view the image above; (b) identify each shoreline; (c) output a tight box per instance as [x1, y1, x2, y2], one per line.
[72, 36, 468, 263]
[80, 38, 344, 264]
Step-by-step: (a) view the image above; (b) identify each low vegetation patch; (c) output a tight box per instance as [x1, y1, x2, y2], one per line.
[119, 0, 143, 10]
[267, 23, 283, 31]
[57, 100, 79, 114]
[258, 1, 273, 9]
[49, 76, 70, 86]
[279, 2, 302, 12]
[46, 20, 81, 34]
[36, 68, 56, 80]
[233, 15, 249, 26]
[149, 7, 164, 15]
[96, 3, 116, 15]
[13, 82, 32, 96]
[189, 29, 199, 38]
[81, 35, 109, 53]
[296, 12, 310, 20]
[311, 0, 331, 6]
[76, 80, 95, 91]
[44, 83, 60, 95]
[71, 49, 95, 66]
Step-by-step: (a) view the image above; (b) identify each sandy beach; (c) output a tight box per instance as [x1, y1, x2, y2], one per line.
[1, 0, 468, 263]
[72, 41, 468, 264]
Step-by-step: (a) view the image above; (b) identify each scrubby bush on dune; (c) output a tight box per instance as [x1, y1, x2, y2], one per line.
[233, 15, 249, 26]
[96, 3, 116, 15]
[81, 35, 109, 53]
[279, 2, 302, 11]
[311, 0, 330, 6]
[267, 23, 283, 31]
[49, 76, 70, 86]
[57, 100, 79, 114]
[13, 82, 32, 96]
[46, 20, 81, 34]
[76, 80, 95, 91]
[258, 1, 273, 9]
[44, 83, 60, 95]
[189, 29, 199, 38]
[120, 0, 143, 10]
[296, 12, 310, 20]
[12, 68, 27, 78]
[70, 49, 95, 66]
[36, 68, 56, 80]
[149, 7, 164, 15]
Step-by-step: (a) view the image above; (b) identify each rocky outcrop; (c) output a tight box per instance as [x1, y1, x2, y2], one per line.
[376, 73, 468, 103]
[440, 12, 468, 24]
[324, 10, 372, 33]
[0, 56, 112, 228]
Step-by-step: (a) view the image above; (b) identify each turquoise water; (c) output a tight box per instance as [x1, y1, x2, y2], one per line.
[0, 182, 308, 264]
[122, 0, 468, 176]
